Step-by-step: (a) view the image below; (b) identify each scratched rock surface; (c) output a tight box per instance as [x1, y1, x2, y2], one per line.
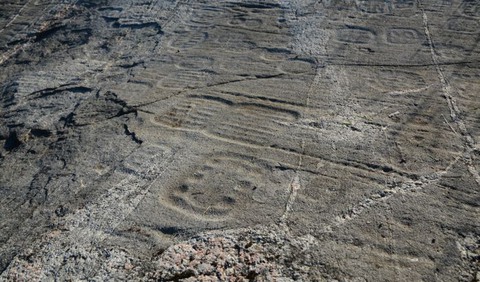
[0, 0, 479, 281]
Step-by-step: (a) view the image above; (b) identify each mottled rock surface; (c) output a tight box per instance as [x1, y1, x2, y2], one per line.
[0, 0, 479, 281]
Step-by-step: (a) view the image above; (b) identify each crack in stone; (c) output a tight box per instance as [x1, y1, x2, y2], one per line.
[0, 0, 35, 34]
[280, 174, 301, 225]
[419, 1, 480, 186]
[326, 154, 463, 232]
[279, 63, 323, 229]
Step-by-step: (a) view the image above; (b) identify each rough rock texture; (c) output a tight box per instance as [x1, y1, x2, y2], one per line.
[0, 0, 479, 281]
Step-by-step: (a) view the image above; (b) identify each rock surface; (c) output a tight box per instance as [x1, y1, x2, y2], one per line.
[0, 0, 479, 281]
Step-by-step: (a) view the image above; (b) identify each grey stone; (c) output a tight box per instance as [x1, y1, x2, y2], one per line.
[0, 0, 479, 281]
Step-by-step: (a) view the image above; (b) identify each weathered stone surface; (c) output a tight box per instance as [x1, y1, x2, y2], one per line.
[0, 0, 479, 281]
